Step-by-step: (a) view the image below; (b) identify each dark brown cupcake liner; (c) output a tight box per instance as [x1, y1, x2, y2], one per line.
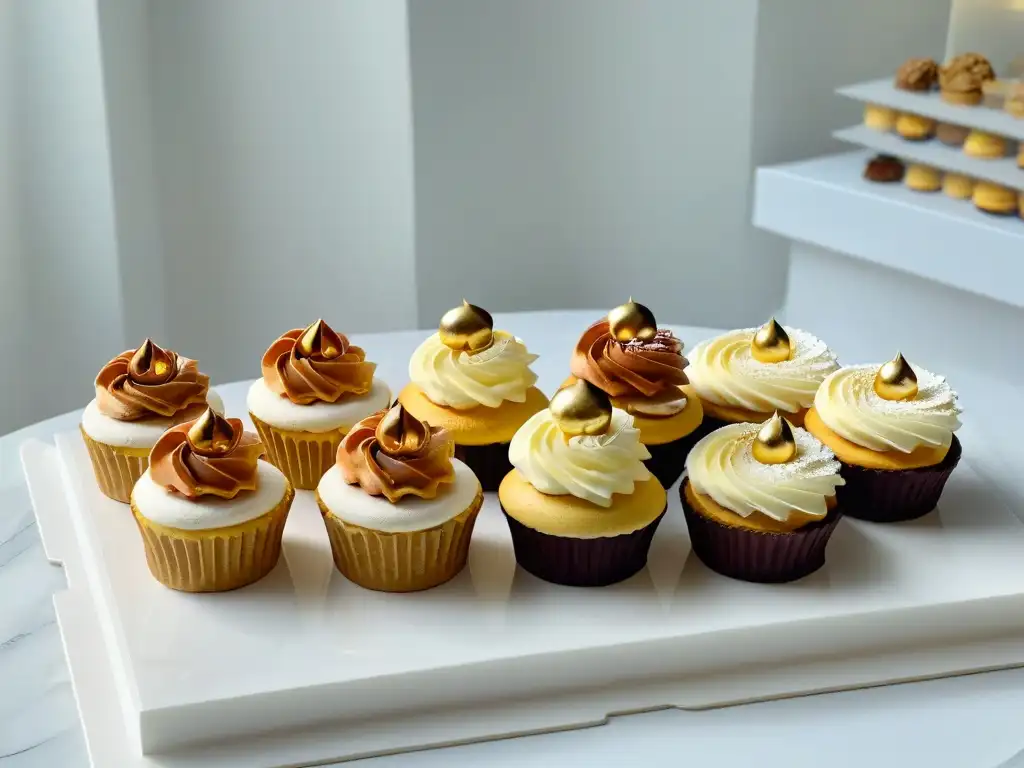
[501, 507, 666, 587]
[680, 480, 842, 583]
[838, 435, 961, 523]
[455, 442, 511, 492]
[644, 428, 703, 489]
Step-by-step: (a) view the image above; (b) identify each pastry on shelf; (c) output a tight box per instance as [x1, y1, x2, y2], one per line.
[1018, 143, 1024, 169]
[247, 319, 390, 490]
[894, 57, 938, 91]
[130, 409, 294, 592]
[563, 300, 702, 488]
[498, 381, 666, 587]
[895, 112, 936, 140]
[1019, 191, 1024, 218]
[963, 129, 1007, 158]
[1007, 83, 1024, 118]
[935, 122, 970, 147]
[863, 154, 904, 182]
[973, 181, 1019, 215]
[805, 354, 962, 523]
[681, 414, 845, 583]
[398, 301, 545, 492]
[942, 173, 975, 200]
[939, 52, 995, 105]
[316, 403, 482, 592]
[863, 103, 897, 132]
[904, 163, 942, 192]
[81, 339, 223, 503]
[685, 319, 838, 433]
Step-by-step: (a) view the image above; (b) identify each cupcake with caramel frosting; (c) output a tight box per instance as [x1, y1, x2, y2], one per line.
[81, 339, 224, 503]
[130, 409, 294, 592]
[247, 319, 391, 490]
[563, 300, 703, 488]
[895, 57, 938, 91]
[939, 53, 995, 106]
[316, 403, 483, 591]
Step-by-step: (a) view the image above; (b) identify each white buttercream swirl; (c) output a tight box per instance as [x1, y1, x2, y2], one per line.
[687, 327, 838, 414]
[814, 364, 961, 453]
[686, 423, 844, 522]
[409, 330, 539, 410]
[509, 408, 651, 508]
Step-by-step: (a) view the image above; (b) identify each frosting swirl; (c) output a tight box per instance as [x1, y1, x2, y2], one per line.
[813, 364, 961, 453]
[409, 330, 538, 410]
[149, 412, 265, 500]
[337, 405, 456, 502]
[686, 422, 844, 522]
[509, 407, 651, 508]
[95, 340, 210, 420]
[687, 327, 838, 414]
[261, 320, 376, 405]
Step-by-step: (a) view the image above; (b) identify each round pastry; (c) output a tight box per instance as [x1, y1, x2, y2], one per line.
[942, 173, 975, 200]
[972, 181, 1018, 215]
[936, 123, 970, 147]
[1007, 83, 1024, 118]
[316, 403, 482, 592]
[895, 112, 936, 140]
[247, 319, 390, 490]
[498, 382, 667, 587]
[805, 354, 962, 523]
[904, 163, 942, 192]
[681, 415, 845, 583]
[130, 409, 294, 592]
[1017, 143, 1024, 170]
[963, 130, 1007, 159]
[895, 57, 938, 91]
[939, 53, 995, 105]
[1019, 191, 1024, 218]
[863, 154, 904, 183]
[81, 339, 223, 503]
[686, 319, 838, 434]
[863, 103, 897, 132]
[564, 300, 702, 488]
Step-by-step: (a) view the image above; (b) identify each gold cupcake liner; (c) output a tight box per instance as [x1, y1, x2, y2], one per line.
[316, 489, 483, 592]
[80, 427, 150, 504]
[131, 485, 294, 593]
[250, 412, 346, 490]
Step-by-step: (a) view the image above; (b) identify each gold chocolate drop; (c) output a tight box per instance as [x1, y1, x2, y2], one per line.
[438, 300, 493, 353]
[874, 352, 918, 401]
[752, 412, 797, 465]
[375, 402, 429, 457]
[549, 379, 613, 437]
[129, 339, 174, 383]
[751, 318, 792, 364]
[297, 319, 339, 359]
[607, 298, 658, 342]
[187, 408, 235, 457]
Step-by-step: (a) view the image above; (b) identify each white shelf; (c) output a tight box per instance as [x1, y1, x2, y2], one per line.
[834, 125, 1024, 190]
[838, 77, 1024, 141]
[753, 151, 1024, 309]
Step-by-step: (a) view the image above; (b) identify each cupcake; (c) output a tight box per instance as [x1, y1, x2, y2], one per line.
[895, 113, 935, 140]
[81, 339, 223, 503]
[904, 164, 942, 192]
[805, 353, 962, 523]
[963, 130, 1006, 159]
[895, 57, 938, 92]
[564, 300, 702, 488]
[130, 409, 294, 592]
[498, 380, 666, 587]
[681, 414, 845, 583]
[862, 104, 897, 132]
[686, 319, 838, 434]
[316, 403, 483, 592]
[398, 301, 546, 491]
[973, 181, 1018, 215]
[247, 319, 391, 490]
[942, 173, 975, 200]
[939, 53, 995, 105]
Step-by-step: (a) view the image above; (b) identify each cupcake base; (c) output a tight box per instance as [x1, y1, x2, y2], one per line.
[250, 412, 344, 490]
[838, 435, 962, 523]
[681, 481, 842, 583]
[81, 427, 150, 504]
[502, 508, 666, 587]
[643, 430, 702, 489]
[455, 442, 510, 492]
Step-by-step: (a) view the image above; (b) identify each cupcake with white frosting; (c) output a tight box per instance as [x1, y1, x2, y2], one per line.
[682, 414, 846, 583]
[247, 319, 391, 490]
[398, 301, 546, 491]
[498, 380, 667, 587]
[687, 319, 838, 431]
[130, 408, 294, 592]
[316, 403, 483, 592]
[805, 353, 962, 522]
[81, 339, 224, 503]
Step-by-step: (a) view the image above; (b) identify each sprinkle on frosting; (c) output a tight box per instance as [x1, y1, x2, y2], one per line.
[95, 339, 210, 420]
[261, 320, 376, 405]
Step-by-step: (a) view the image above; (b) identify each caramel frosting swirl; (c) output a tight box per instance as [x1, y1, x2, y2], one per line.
[261, 320, 376, 405]
[570, 320, 688, 415]
[95, 340, 210, 420]
[149, 411, 265, 500]
[337, 404, 456, 502]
